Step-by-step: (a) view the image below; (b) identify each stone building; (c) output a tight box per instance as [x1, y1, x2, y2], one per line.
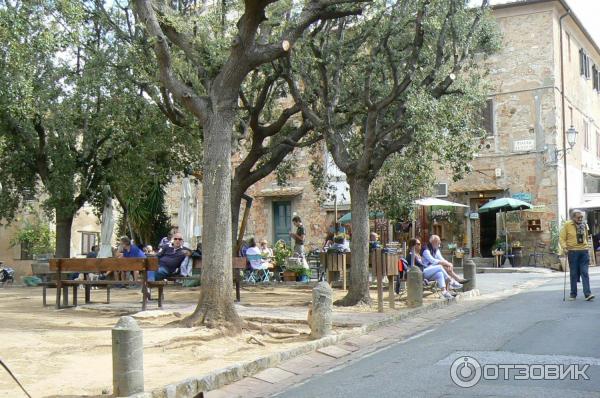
[165, 146, 351, 253]
[433, 0, 600, 259]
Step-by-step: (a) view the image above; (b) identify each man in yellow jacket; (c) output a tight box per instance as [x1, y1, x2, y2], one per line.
[559, 209, 594, 301]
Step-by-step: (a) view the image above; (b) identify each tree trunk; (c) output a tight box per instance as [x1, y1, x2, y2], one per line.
[335, 176, 372, 306]
[231, 185, 243, 254]
[184, 104, 242, 331]
[55, 209, 74, 258]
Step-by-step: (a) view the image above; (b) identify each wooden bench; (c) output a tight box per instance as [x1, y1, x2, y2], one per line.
[49, 258, 164, 311]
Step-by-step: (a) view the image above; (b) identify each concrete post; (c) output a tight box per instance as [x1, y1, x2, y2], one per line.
[309, 281, 333, 339]
[407, 265, 423, 308]
[112, 316, 144, 397]
[463, 259, 476, 292]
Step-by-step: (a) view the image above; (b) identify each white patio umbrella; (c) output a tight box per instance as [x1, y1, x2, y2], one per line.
[97, 197, 115, 258]
[412, 197, 469, 240]
[414, 197, 469, 208]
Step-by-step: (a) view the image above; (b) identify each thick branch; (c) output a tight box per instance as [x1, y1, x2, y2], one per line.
[134, 0, 210, 124]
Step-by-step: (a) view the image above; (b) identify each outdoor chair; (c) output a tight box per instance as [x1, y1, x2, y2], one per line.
[244, 254, 270, 283]
[527, 242, 547, 267]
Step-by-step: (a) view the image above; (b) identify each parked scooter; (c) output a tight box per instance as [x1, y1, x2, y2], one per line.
[0, 261, 15, 286]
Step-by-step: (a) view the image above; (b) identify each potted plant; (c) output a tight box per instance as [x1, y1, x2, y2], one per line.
[509, 241, 523, 267]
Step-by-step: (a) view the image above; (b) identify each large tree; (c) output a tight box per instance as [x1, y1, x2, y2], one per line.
[133, 0, 366, 329]
[0, 1, 195, 257]
[287, 0, 500, 305]
[96, 2, 321, 251]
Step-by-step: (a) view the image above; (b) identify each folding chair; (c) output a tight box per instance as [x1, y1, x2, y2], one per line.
[527, 242, 547, 267]
[245, 254, 270, 283]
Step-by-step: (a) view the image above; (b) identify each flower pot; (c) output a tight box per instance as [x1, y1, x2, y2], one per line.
[296, 274, 309, 283]
[282, 271, 297, 282]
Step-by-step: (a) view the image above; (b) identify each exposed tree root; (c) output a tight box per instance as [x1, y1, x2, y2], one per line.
[334, 293, 373, 307]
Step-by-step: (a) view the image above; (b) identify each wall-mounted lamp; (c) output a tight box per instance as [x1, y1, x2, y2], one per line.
[554, 125, 578, 161]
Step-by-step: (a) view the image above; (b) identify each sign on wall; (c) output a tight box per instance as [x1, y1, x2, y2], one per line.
[512, 192, 533, 203]
[513, 139, 535, 152]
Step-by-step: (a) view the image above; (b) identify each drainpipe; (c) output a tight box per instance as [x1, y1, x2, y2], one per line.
[559, 9, 571, 220]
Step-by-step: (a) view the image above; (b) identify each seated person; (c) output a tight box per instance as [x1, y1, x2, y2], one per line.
[422, 234, 468, 289]
[154, 232, 192, 280]
[328, 235, 350, 253]
[259, 239, 273, 257]
[369, 232, 382, 250]
[406, 238, 454, 300]
[246, 238, 269, 270]
[192, 242, 202, 258]
[259, 239, 275, 268]
[143, 245, 156, 256]
[323, 232, 335, 251]
[118, 236, 146, 281]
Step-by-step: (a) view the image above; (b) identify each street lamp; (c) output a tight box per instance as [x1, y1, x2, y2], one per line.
[555, 125, 578, 161]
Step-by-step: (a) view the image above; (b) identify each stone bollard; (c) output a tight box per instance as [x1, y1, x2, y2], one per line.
[407, 265, 423, 308]
[463, 259, 476, 292]
[112, 316, 144, 397]
[309, 281, 333, 339]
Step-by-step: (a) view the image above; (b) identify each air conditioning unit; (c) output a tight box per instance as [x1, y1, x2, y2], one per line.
[434, 183, 448, 198]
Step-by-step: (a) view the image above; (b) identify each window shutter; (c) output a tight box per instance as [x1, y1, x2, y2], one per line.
[580, 48, 585, 76]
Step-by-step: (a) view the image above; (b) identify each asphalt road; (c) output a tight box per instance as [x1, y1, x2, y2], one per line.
[276, 270, 600, 398]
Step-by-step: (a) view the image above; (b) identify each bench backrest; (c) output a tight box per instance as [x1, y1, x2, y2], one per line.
[49, 257, 158, 272]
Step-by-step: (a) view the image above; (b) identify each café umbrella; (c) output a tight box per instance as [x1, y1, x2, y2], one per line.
[478, 197, 533, 255]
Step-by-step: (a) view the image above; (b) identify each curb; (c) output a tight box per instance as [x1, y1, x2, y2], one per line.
[131, 289, 480, 398]
[453, 266, 555, 274]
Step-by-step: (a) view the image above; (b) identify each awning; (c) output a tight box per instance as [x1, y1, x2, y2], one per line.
[256, 187, 303, 197]
[573, 199, 600, 210]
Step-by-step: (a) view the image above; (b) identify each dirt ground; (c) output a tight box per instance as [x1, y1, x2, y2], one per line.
[0, 282, 436, 397]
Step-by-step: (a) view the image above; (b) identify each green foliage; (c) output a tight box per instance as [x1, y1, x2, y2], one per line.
[10, 217, 55, 256]
[0, 1, 201, 255]
[290, 0, 500, 178]
[273, 239, 293, 267]
[550, 220, 562, 254]
[368, 150, 436, 220]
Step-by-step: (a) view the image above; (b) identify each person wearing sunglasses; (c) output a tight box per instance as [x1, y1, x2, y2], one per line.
[406, 239, 454, 300]
[155, 232, 192, 281]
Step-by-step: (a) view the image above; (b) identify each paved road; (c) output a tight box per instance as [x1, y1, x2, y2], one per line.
[276, 270, 600, 398]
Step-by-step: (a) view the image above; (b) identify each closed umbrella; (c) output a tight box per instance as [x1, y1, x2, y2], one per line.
[178, 177, 194, 276]
[97, 197, 115, 258]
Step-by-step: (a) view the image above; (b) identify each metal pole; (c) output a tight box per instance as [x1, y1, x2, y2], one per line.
[559, 9, 571, 301]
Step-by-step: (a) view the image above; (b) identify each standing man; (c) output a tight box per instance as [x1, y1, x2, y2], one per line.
[560, 209, 594, 301]
[290, 215, 306, 257]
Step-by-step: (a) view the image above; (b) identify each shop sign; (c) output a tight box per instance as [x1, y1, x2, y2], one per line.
[512, 192, 533, 203]
[431, 209, 451, 220]
[469, 212, 480, 220]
